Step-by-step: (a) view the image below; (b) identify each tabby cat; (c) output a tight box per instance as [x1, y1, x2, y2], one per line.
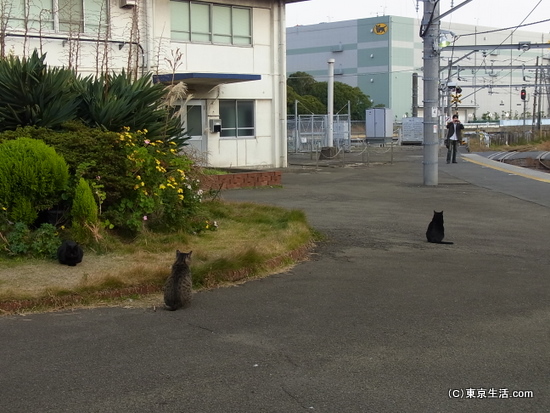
[164, 250, 193, 311]
[57, 240, 84, 266]
[426, 211, 454, 244]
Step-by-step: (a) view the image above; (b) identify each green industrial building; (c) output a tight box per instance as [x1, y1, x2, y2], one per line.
[287, 16, 549, 122]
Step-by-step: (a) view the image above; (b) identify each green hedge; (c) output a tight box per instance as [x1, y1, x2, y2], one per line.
[0, 138, 69, 224]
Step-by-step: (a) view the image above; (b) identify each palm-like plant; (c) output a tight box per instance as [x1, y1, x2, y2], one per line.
[0, 51, 80, 132]
[78, 71, 188, 147]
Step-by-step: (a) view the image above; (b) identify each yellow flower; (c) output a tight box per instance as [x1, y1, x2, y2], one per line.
[177, 188, 183, 193]
[159, 184, 166, 189]
[169, 141, 176, 145]
[178, 194, 184, 200]
[136, 175, 141, 180]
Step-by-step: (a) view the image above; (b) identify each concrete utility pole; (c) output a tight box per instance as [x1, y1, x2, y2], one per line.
[421, 0, 440, 186]
[412, 72, 419, 117]
[327, 58, 335, 147]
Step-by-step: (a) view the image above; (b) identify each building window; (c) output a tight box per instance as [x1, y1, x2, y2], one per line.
[219, 100, 255, 138]
[170, 1, 252, 45]
[9, 0, 108, 35]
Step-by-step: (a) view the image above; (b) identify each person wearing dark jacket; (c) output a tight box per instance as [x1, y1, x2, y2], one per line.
[446, 114, 464, 164]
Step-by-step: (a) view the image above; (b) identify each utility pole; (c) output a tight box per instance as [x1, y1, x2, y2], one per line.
[412, 72, 419, 117]
[327, 58, 335, 147]
[532, 56, 539, 138]
[421, 0, 440, 186]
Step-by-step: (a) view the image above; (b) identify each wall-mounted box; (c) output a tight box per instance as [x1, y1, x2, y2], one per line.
[209, 119, 222, 133]
[119, 0, 136, 8]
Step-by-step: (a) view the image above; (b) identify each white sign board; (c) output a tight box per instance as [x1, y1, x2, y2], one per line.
[402, 117, 423, 144]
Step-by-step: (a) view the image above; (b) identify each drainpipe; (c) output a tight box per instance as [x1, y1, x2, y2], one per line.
[144, 0, 154, 72]
[327, 58, 335, 147]
[5, 33, 146, 76]
[278, 0, 288, 168]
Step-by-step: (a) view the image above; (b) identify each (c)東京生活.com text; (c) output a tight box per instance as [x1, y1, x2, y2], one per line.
[448, 388, 534, 400]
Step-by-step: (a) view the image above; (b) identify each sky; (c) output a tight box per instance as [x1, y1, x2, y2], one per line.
[286, 0, 550, 33]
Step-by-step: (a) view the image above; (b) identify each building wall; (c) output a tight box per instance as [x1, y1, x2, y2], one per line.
[3, 0, 291, 169]
[287, 16, 549, 122]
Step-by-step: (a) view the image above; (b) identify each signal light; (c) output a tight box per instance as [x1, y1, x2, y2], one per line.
[520, 89, 526, 101]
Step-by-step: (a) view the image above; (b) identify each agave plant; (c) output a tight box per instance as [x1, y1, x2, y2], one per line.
[0, 51, 80, 132]
[78, 71, 188, 148]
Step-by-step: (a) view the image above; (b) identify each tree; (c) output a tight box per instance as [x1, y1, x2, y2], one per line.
[287, 71, 317, 96]
[287, 86, 326, 115]
[287, 71, 373, 120]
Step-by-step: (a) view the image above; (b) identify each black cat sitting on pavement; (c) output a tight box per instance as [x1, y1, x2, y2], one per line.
[426, 211, 454, 244]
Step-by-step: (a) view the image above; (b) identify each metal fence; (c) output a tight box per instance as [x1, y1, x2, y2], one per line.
[287, 114, 351, 153]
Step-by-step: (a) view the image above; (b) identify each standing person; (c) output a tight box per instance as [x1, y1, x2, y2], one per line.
[446, 114, 464, 164]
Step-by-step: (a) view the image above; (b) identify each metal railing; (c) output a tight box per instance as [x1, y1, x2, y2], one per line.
[287, 114, 351, 153]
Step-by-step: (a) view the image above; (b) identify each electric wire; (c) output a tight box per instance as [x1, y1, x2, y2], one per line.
[444, 0, 545, 107]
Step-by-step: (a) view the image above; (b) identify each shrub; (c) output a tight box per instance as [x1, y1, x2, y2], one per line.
[0, 51, 80, 132]
[5, 222, 31, 255]
[0, 123, 133, 209]
[30, 224, 61, 258]
[108, 128, 206, 233]
[78, 71, 188, 147]
[72, 177, 99, 224]
[70, 178, 100, 244]
[0, 138, 69, 225]
[1, 222, 60, 258]
[71, 178, 99, 225]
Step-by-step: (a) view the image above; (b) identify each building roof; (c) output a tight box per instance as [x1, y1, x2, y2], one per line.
[153, 72, 261, 86]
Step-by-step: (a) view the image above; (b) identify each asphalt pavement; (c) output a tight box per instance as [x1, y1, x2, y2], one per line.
[1, 146, 549, 413]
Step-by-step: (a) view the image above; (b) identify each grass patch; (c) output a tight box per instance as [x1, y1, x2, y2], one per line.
[0, 200, 318, 314]
[202, 168, 229, 175]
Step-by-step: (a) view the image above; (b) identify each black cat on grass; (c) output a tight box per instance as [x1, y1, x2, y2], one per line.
[57, 240, 84, 266]
[426, 211, 454, 245]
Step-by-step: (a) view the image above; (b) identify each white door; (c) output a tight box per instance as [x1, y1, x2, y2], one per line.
[185, 100, 207, 159]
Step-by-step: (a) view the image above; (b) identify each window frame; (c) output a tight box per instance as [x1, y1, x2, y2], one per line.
[170, 0, 252, 46]
[8, 0, 108, 35]
[219, 100, 256, 139]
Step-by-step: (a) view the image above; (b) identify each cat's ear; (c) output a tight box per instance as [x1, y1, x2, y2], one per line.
[188, 251, 193, 257]
[176, 249, 181, 256]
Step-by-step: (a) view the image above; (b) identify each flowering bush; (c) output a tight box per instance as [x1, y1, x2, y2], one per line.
[109, 128, 208, 233]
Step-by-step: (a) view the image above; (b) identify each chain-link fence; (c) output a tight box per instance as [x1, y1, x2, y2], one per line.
[287, 114, 351, 153]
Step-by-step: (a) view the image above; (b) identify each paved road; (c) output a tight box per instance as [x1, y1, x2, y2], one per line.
[1, 147, 549, 412]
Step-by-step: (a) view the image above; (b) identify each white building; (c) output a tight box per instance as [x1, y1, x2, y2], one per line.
[2, 0, 308, 168]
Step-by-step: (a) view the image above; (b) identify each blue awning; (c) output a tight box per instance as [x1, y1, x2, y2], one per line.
[153, 72, 261, 86]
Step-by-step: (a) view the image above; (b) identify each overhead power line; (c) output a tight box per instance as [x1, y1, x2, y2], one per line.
[458, 18, 550, 38]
